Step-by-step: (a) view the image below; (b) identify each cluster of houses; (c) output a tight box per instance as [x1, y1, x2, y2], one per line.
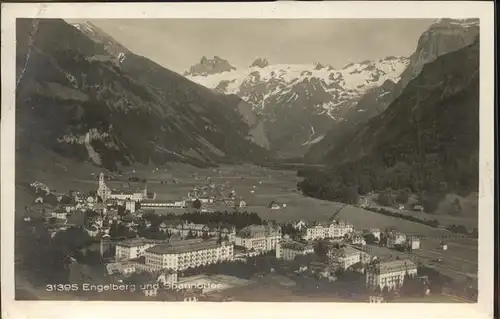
[292, 220, 355, 241]
[288, 218, 422, 252]
[27, 174, 432, 299]
[275, 233, 420, 291]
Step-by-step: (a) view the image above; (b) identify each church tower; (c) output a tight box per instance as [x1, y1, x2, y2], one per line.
[97, 173, 110, 201]
[99, 173, 106, 189]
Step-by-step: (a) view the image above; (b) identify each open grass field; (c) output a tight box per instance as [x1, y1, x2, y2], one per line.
[16, 163, 480, 234]
[336, 206, 451, 236]
[368, 202, 478, 230]
[16, 162, 478, 284]
[364, 238, 477, 283]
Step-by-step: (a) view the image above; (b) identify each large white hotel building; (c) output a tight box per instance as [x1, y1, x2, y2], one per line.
[234, 224, 282, 252]
[365, 259, 417, 290]
[144, 239, 234, 271]
[115, 238, 161, 260]
[300, 220, 354, 241]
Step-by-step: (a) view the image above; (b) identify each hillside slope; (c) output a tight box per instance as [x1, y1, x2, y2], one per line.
[187, 55, 409, 157]
[305, 18, 479, 163]
[16, 19, 271, 172]
[298, 41, 479, 202]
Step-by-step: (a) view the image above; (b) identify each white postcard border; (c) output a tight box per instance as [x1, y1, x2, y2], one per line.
[1, 2, 495, 319]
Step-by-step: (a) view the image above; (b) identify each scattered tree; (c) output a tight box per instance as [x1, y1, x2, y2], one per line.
[447, 198, 462, 216]
[117, 205, 126, 216]
[396, 190, 409, 204]
[377, 191, 394, 206]
[314, 241, 329, 261]
[192, 199, 202, 210]
[364, 233, 378, 245]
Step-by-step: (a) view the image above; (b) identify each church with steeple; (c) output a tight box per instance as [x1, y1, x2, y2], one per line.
[97, 173, 150, 202]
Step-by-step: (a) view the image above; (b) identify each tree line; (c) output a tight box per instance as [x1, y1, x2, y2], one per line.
[297, 155, 477, 214]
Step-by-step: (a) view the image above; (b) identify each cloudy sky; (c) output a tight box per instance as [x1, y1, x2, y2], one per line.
[87, 19, 434, 74]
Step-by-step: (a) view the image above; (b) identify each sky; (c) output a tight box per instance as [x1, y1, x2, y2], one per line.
[87, 19, 434, 74]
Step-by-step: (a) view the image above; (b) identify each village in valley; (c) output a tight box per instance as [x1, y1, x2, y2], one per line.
[16, 164, 478, 303]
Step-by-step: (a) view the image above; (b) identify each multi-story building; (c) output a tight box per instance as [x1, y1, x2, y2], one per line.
[365, 259, 417, 290]
[292, 220, 307, 231]
[234, 224, 282, 252]
[198, 197, 215, 204]
[97, 173, 146, 202]
[351, 233, 366, 246]
[300, 220, 354, 241]
[115, 238, 160, 260]
[386, 232, 407, 248]
[125, 200, 136, 213]
[301, 222, 329, 241]
[144, 239, 234, 271]
[407, 236, 421, 250]
[370, 229, 381, 241]
[160, 221, 236, 241]
[359, 250, 373, 264]
[140, 199, 186, 209]
[276, 239, 314, 260]
[327, 245, 362, 270]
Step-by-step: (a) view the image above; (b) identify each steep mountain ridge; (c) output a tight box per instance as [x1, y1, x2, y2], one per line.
[187, 55, 409, 156]
[305, 18, 480, 163]
[184, 56, 237, 77]
[16, 19, 272, 172]
[72, 21, 271, 151]
[299, 41, 479, 199]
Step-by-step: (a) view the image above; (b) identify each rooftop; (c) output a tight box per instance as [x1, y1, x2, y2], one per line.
[305, 220, 353, 228]
[237, 224, 280, 238]
[142, 199, 180, 204]
[369, 259, 416, 274]
[281, 240, 313, 251]
[328, 246, 360, 258]
[146, 239, 229, 254]
[110, 190, 136, 195]
[117, 238, 160, 248]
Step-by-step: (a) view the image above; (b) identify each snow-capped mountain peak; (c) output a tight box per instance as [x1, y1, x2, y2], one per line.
[187, 56, 409, 102]
[183, 56, 236, 77]
[185, 56, 409, 156]
[250, 58, 270, 68]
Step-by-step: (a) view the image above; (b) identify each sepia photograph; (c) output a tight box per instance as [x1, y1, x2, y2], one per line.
[1, 2, 495, 319]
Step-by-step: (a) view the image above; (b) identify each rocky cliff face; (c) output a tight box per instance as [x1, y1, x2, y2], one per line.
[183, 56, 237, 77]
[312, 41, 479, 194]
[250, 58, 269, 68]
[305, 18, 480, 163]
[398, 18, 479, 89]
[16, 19, 271, 171]
[187, 56, 409, 157]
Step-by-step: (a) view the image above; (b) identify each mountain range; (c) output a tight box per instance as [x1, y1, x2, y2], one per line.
[297, 20, 480, 206]
[16, 19, 272, 172]
[186, 54, 409, 156]
[305, 18, 480, 163]
[15, 17, 480, 193]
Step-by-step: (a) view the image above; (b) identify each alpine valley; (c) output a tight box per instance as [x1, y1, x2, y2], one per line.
[16, 17, 480, 182]
[16, 19, 272, 174]
[186, 55, 409, 157]
[298, 18, 480, 215]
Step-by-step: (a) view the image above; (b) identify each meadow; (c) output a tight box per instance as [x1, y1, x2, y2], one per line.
[15, 162, 478, 295]
[16, 162, 479, 234]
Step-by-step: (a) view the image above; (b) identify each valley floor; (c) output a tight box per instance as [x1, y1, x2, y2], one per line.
[14, 162, 478, 297]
